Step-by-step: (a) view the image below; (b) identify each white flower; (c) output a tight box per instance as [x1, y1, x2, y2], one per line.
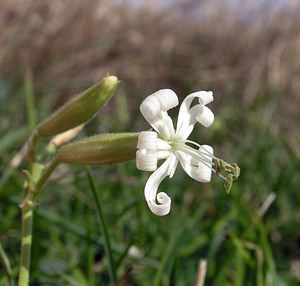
[136, 89, 215, 216]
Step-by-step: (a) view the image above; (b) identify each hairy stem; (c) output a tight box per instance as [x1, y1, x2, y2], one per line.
[18, 158, 59, 286]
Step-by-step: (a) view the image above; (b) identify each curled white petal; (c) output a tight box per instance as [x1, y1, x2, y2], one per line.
[177, 149, 213, 183]
[176, 92, 214, 139]
[193, 91, 214, 105]
[136, 149, 157, 171]
[196, 106, 214, 127]
[177, 152, 204, 182]
[153, 89, 179, 111]
[137, 131, 157, 150]
[140, 89, 178, 120]
[140, 92, 177, 141]
[148, 192, 171, 216]
[140, 96, 161, 120]
[176, 104, 203, 140]
[144, 154, 177, 216]
[197, 145, 213, 182]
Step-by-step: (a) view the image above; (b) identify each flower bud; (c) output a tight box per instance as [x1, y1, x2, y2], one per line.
[37, 75, 119, 137]
[47, 124, 85, 154]
[57, 133, 138, 165]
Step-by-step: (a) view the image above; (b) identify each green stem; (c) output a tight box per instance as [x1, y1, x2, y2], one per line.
[36, 157, 59, 192]
[26, 132, 39, 163]
[18, 191, 34, 286]
[18, 158, 59, 286]
[86, 168, 117, 283]
[0, 242, 14, 286]
[24, 71, 37, 132]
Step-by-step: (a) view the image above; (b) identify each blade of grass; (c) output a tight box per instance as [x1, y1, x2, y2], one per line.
[153, 221, 183, 286]
[57, 272, 86, 286]
[85, 167, 117, 284]
[169, 257, 180, 286]
[213, 252, 234, 285]
[7, 196, 159, 268]
[114, 90, 129, 131]
[86, 217, 95, 286]
[0, 167, 16, 193]
[258, 222, 277, 286]
[0, 128, 29, 193]
[243, 241, 264, 286]
[0, 242, 15, 286]
[234, 252, 245, 286]
[24, 71, 37, 132]
[115, 238, 135, 270]
[0, 128, 28, 153]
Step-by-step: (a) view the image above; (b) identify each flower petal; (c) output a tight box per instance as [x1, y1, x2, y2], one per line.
[154, 89, 178, 111]
[140, 90, 178, 140]
[176, 91, 214, 139]
[177, 147, 213, 183]
[136, 149, 157, 171]
[197, 145, 213, 182]
[196, 106, 214, 127]
[168, 153, 178, 178]
[195, 91, 214, 105]
[137, 131, 157, 150]
[144, 154, 177, 216]
[176, 104, 203, 140]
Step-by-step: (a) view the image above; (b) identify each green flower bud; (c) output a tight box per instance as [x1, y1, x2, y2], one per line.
[37, 75, 119, 137]
[57, 133, 138, 165]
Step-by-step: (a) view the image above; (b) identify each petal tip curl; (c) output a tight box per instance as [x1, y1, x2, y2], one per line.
[147, 192, 171, 216]
[196, 106, 214, 127]
[154, 89, 179, 111]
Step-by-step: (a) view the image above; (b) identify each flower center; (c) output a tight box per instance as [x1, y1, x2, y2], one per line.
[168, 137, 215, 171]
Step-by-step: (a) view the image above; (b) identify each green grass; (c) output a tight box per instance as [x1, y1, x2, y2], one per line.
[0, 78, 299, 285]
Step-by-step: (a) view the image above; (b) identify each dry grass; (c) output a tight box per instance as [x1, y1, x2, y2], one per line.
[0, 0, 299, 135]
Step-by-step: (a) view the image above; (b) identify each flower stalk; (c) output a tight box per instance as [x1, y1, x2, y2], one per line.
[18, 132, 137, 285]
[17, 74, 125, 286]
[18, 159, 59, 286]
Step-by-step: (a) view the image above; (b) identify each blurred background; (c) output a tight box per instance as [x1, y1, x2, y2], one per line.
[0, 0, 300, 285]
